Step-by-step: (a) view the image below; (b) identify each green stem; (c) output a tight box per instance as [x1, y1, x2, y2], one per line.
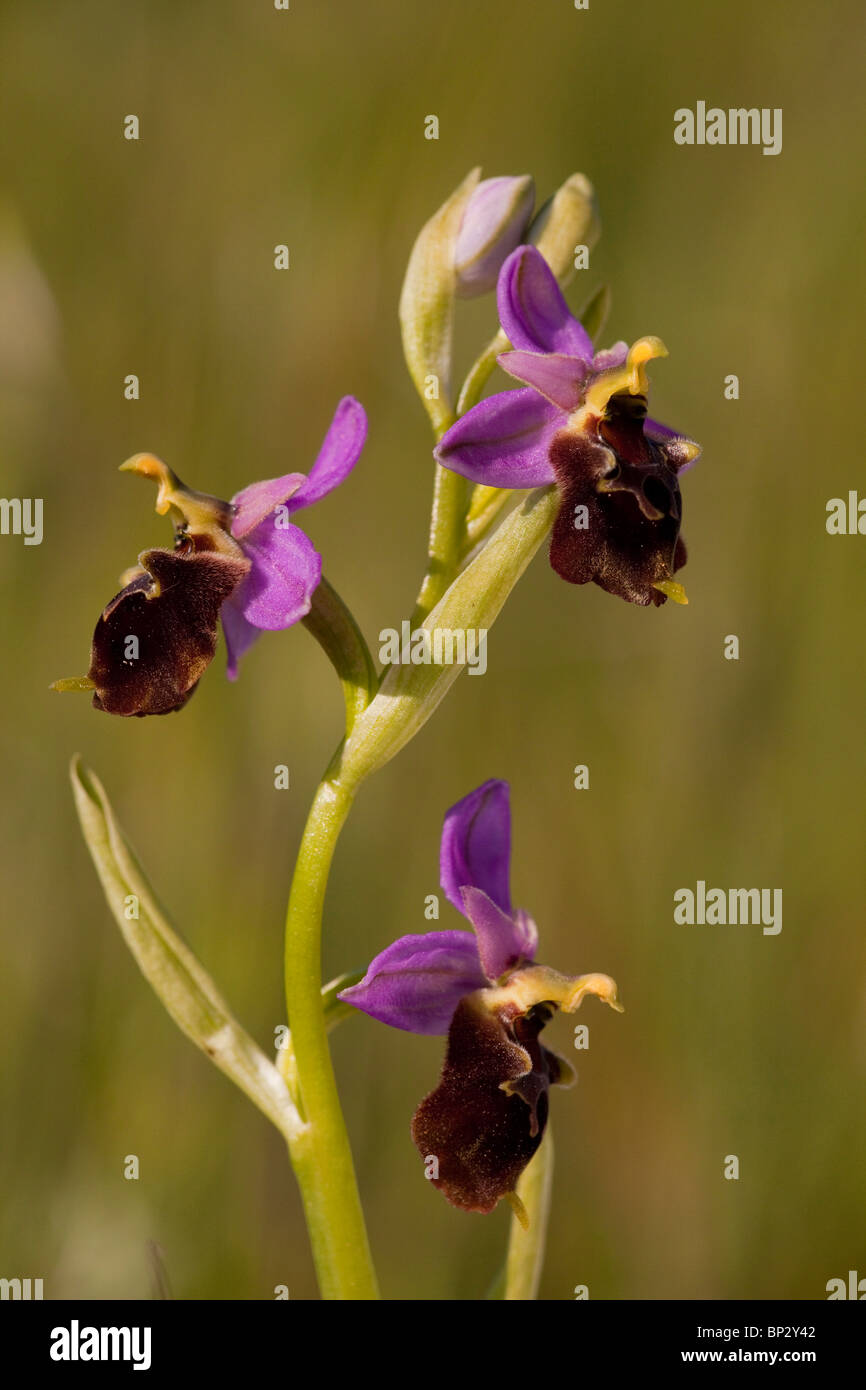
[411, 460, 469, 625]
[302, 576, 377, 735]
[285, 335, 558, 1299]
[486, 1128, 555, 1299]
[283, 775, 379, 1300]
[285, 489, 558, 1298]
[410, 328, 509, 626]
[503, 1128, 555, 1299]
[343, 487, 559, 783]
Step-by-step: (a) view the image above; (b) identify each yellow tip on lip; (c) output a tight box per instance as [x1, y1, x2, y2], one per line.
[50, 676, 96, 693]
[653, 578, 689, 605]
[676, 439, 702, 466]
[504, 1191, 530, 1229]
[562, 972, 624, 1015]
[629, 335, 668, 368]
[119, 452, 165, 475]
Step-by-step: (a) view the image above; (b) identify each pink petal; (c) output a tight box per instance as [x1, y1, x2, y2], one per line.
[460, 887, 538, 980]
[231, 473, 306, 540]
[497, 350, 588, 410]
[591, 342, 629, 372]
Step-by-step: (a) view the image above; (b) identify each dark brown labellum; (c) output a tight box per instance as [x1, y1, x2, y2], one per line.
[87, 545, 249, 716]
[411, 992, 570, 1213]
[549, 392, 686, 606]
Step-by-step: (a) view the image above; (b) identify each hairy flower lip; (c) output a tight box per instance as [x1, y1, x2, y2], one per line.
[84, 544, 251, 717]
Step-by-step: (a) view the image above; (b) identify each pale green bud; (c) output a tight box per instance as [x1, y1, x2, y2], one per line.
[399, 167, 481, 435]
[529, 172, 601, 285]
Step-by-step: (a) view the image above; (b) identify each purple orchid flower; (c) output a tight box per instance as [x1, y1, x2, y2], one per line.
[435, 246, 701, 607]
[339, 779, 621, 1214]
[58, 398, 366, 716]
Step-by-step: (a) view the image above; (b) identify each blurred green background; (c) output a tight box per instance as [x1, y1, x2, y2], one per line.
[1, 0, 864, 1301]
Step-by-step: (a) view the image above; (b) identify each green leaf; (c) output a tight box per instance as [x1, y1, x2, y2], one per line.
[340, 486, 559, 784]
[70, 756, 303, 1143]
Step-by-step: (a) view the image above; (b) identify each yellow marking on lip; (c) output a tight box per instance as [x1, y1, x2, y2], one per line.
[504, 1191, 529, 1229]
[653, 578, 689, 605]
[673, 439, 701, 467]
[483, 966, 623, 1017]
[569, 336, 669, 432]
[50, 676, 96, 693]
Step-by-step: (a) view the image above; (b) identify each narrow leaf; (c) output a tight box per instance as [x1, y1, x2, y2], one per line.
[70, 756, 303, 1143]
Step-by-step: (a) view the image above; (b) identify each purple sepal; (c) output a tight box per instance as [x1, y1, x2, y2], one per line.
[221, 600, 262, 681]
[435, 388, 560, 488]
[337, 931, 487, 1035]
[226, 521, 322, 631]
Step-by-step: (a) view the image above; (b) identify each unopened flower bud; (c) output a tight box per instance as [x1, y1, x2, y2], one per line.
[454, 175, 535, 298]
[399, 167, 481, 434]
[529, 172, 601, 285]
